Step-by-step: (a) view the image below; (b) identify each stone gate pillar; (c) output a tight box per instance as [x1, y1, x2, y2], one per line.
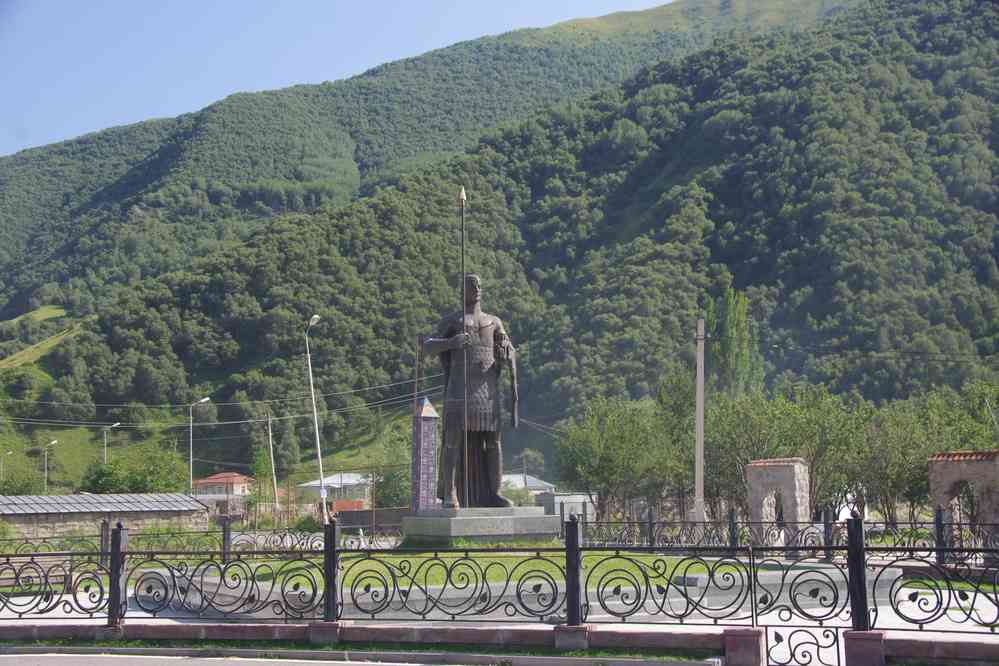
[411, 397, 441, 513]
[746, 458, 810, 547]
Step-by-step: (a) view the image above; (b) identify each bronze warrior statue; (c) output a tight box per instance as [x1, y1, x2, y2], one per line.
[423, 274, 519, 508]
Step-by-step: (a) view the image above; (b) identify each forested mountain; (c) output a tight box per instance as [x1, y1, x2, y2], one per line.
[0, 0, 854, 318]
[14, 0, 993, 479]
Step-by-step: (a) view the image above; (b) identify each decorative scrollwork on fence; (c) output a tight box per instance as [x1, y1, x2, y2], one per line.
[0, 555, 110, 618]
[655, 523, 730, 548]
[340, 528, 402, 550]
[0, 535, 101, 556]
[230, 530, 324, 552]
[126, 551, 325, 620]
[338, 550, 565, 621]
[583, 522, 645, 546]
[869, 554, 999, 632]
[128, 531, 224, 553]
[753, 553, 851, 627]
[581, 550, 753, 623]
[766, 627, 841, 666]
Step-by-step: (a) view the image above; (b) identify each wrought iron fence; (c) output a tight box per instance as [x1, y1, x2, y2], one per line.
[126, 549, 326, 621]
[0, 551, 112, 620]
[581, 514, 999, 559]
[0, 534, 102, 556]
[1, 517, 997, 666]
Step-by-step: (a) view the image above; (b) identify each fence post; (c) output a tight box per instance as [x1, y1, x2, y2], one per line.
[559, 502, 565, 541]
[323, 517, 340, 621]
[100, 519, 110, 569]
[823, 508, 833, 561]
[107, 522, 128, 628]
[565, 515, 582, 626]
[221, 516, 232, 564]
[846, 516, 870, 631]
[728, 507, 739, 551]
[934, 506, 948, 565]
[647, 505, 655, 548]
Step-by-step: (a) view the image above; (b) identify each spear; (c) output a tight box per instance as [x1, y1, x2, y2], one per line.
[459, 186, 469, 508]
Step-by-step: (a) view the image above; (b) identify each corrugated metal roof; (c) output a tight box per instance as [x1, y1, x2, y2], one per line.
[194, 472, 254, 484]
[0, 493, 207, 516]
[299, 473, 370, 489]
[929, 450, 999, 462]
[502, 474, 556, 491]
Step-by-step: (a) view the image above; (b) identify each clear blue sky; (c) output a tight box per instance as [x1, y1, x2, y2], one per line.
[1, 0, 668, 157]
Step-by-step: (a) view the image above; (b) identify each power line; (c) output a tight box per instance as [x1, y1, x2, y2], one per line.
[772, 343, 998, 366]
[193, 457, 252, 469]
[0, 373, 444, 409]
[0, 386, 443, 431]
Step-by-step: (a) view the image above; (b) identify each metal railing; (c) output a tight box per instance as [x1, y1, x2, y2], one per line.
[0, 516, 996, 666]
[580, 511, 999, 560]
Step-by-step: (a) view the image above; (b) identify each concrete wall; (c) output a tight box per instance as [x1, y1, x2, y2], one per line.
[335, 507, 409, 528]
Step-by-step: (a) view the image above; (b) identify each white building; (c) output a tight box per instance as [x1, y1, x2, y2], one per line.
[501, 473, 556, 495]
[298, 472, 371, 505]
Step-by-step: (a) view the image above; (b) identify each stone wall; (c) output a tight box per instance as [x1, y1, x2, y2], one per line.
[928, 451, 999, 523]
[745, 458, 810, 524]
[3, 510, 210, 538]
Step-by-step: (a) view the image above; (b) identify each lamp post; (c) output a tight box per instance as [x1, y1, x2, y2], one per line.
[1, 450, 11, 486]
[44, 440, 57, 494]
[103, 422, 121, 465]
[305, 314, 328, 525]
[189, 397, 210, 493]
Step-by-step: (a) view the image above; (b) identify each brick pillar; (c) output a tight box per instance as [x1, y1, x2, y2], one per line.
[844, 630, 885, 666]
[411, 397, 440, 513]
[723, 628, 765, 666]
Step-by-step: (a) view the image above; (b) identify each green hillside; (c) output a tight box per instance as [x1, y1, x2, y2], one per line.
[0, 0, 995, 489]
[10, 0, 992, 484]
[0, 0, 855, 320]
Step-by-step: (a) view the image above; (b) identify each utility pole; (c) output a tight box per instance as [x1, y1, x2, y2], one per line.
[692, 318, 706, 522]
[43, 440, 57, 494]
[414, 335, 423, 416]
[103, 422, 120, 465]
[267, 414, 280, 512]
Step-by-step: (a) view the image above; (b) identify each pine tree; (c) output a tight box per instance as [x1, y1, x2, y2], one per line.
[275, 418, 301, 475]
[706, 287, 763, 395]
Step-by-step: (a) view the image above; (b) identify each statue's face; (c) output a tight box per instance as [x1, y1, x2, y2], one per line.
[465, 275, 482, 306]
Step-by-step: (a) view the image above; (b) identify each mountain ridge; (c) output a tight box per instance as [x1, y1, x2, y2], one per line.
[0, 0, 856, 318]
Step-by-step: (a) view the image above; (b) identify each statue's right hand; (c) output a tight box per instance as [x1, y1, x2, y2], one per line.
[448, 332, 471, 349]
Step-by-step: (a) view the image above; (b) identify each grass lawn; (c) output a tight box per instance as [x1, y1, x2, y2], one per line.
[0, 324, 81, 370]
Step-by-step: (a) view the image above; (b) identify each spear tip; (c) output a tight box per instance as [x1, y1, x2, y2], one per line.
[458, 186, 467, 203]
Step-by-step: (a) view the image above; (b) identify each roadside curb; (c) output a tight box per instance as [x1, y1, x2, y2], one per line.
[0, 644, 722, 666]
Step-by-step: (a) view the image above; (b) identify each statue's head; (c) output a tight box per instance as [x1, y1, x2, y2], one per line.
[464, 273, 482, 306]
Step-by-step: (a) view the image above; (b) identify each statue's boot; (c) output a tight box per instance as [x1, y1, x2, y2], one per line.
[441, 445, 461, 508]
[485, 442, 514, 508]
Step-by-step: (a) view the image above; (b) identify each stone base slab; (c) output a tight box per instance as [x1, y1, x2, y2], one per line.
[402, 507, 560, 543]
[844, 631, 885, 666]
[723, 628, 765, 666]
[553, 624, 589, 650]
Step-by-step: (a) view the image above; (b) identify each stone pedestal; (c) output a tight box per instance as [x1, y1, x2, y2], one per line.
[402, 507, 560, 544]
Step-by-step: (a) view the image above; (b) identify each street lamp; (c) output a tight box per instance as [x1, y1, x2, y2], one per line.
[189, 397, 210, 493]
[103, 422, 121, 465]
[305, 314, 328, 525]
[1, 450, 11, 485]
[43, 440, 57, 494]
